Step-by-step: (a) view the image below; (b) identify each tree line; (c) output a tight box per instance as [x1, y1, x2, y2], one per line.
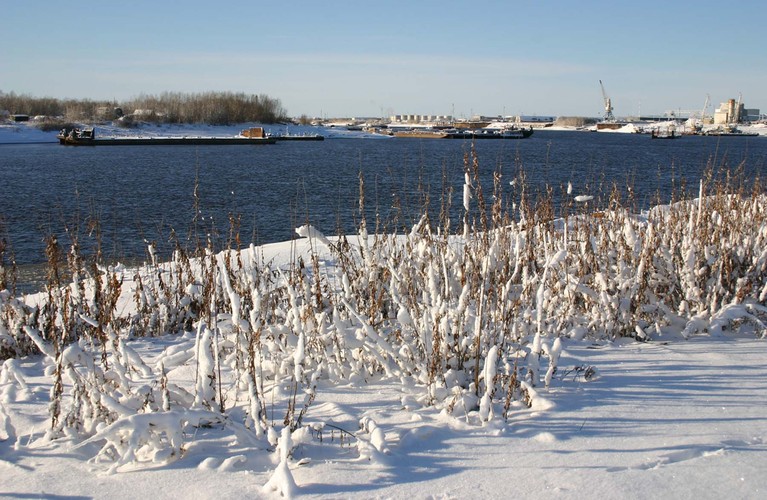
[0, 90, 288, 124]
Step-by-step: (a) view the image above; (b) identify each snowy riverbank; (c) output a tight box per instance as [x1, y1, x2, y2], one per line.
[2, 332, 765, 499]
[2, 186, 767, 498]
[3, 119, 766, 145]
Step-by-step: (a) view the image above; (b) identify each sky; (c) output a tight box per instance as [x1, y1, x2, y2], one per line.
[3, 0, 766, 119]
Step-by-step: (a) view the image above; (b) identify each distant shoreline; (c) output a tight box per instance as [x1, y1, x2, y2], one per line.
[2, 119, 766, 146]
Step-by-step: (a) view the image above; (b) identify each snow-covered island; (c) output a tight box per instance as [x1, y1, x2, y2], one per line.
[1, 122, 767, 499]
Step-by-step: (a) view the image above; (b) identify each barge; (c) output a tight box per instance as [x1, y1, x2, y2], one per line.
[270, 133, 325, 141]
[393, 129, 449, 139]
[445, 128, 534, 139]
[394, 127, 533, 140]
[58, 127, 277, 146]
[702, 126, 759, 137]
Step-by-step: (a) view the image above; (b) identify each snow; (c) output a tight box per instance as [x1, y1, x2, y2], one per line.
[1, 231, 766, 498]
[545, 121, 767, 136]
[2, 120, 767, 499]
[1, 333, 766, 498]
[0, 122, 57, 144]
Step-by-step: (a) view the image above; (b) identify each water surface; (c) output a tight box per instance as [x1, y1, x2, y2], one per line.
[2, 131, 765, 280]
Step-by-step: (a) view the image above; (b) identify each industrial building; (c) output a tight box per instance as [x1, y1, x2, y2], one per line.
[389, 114, 453, 125]
[714, 98, 761, 124]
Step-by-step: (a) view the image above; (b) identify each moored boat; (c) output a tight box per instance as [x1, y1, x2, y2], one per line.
[57, 127, 277, 146]
[702, 125, 759, 137]
[270, 133, 325, 141]
[445, 127, 534, 139]
[266, 126, 324, 141]
[650, 129, 680, 139]
[393, 127, 533, 140]
[393, 129, 449, 139]
[596, 121, 628, 130]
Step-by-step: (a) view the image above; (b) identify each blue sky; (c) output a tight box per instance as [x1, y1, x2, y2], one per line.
[3, 1, 765, 118]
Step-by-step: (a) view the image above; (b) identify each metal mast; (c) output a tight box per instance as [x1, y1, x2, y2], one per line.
[599, 80, 615, 122]
[700, 94, 710, 125]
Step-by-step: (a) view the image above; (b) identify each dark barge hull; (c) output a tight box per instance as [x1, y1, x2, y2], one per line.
[58, 137, 276, 146]
[702, 132, 759, 137]
[445, 129, 534, 139]
[272, 135, 325, 141]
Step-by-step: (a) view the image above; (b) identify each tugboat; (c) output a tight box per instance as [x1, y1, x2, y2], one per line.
[650, 127, 680, 139]
[58, 127, 96, 145]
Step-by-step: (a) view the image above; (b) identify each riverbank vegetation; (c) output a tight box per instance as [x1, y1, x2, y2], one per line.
[0, 90, 288, 126]
[0, 150, 765, 480]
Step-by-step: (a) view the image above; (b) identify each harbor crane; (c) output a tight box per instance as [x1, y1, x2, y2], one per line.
[698, 94, 710, 127]
[700, 94, 710, 120]
[733, 93, 743, 123]
[599, 80, 615, 122]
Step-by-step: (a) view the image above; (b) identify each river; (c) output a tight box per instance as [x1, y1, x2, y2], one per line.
[1, 130, 766, 290]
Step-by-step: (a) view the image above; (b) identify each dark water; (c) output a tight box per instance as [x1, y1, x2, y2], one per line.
[2, 130, 766, 286]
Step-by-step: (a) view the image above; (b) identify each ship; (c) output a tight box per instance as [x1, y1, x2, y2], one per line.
[445, 127, 534, 139]
[702, 124, 759, 137]
[393, 129, 449, 139]
[393, 127, 533, 140]
[57, 127, 277, 146]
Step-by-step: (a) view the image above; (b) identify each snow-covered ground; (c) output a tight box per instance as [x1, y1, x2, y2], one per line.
[2, 214, 766, 499]
[2, 328, 766, 499]
[0, 121, 57, 144]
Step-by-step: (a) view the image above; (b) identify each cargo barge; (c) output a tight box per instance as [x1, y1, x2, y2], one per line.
[445, 128, 533, 139]
[393, 129, 449, 139]
[58, 127, 277, 146]
[393, 127, 533, 140]
[270, 133, 325, 141]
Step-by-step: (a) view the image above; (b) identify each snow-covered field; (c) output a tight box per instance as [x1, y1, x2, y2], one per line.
[1, 120, 767, 499]
[3, 333, 766, 499]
